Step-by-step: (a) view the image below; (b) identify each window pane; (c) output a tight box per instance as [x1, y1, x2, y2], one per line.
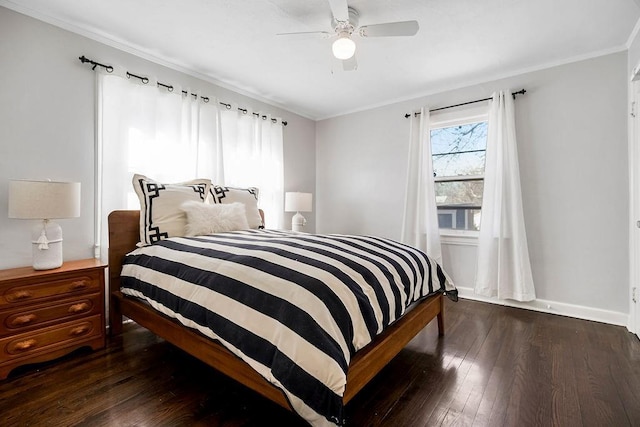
[433, 151, 485, 177]
[431, 121, 487, 231]
[431, 122, 487, 178]
[431, 122, 487, 155]
[435, 180, 484, 206]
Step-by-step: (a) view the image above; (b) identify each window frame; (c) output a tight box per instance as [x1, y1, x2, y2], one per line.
[429, 104, 489, 241]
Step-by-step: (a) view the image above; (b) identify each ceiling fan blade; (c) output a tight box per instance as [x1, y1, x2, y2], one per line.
[327, 0, 349, 22]
[276, 31, 332, 39]
[342, 55, 357, 71]
[359, 20, 419, 37]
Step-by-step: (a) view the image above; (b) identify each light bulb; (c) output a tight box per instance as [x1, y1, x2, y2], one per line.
[332, 33, 356, 60]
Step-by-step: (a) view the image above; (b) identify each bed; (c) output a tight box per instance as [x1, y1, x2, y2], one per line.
[108, 209, 457, 426]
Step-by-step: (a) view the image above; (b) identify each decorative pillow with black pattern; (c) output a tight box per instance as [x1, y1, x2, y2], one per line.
[208, 185, 263, 229]
[133, 174, 211, 246]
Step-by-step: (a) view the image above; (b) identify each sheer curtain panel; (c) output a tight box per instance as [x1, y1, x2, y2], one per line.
[401, 107, 443, 264]
[220, 109, 284, 230]
[474, 90, 535, 301]
[96, 69, 222, 260]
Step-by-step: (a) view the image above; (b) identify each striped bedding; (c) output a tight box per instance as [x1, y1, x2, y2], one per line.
[120, 229, 457, 426]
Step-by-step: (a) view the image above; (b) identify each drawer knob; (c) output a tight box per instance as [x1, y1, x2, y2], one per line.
[69, 280, 88, 291]
[70, 325, 90, 336]
[14, 339, 37, 352]
[10, 314, 37, 326]
[68, 302, 90, 314]
[11, 290, 33, 301]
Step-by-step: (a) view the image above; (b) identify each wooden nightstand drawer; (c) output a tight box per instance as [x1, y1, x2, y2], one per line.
[0, 259, 106, 379]
[0, 274, 100, 308]
[0, 294, 102, 336]
[0, 315, 102, 361]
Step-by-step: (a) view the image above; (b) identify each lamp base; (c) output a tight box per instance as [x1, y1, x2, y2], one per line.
[31, 220, 63, 270]
[291, 212, 306, 232]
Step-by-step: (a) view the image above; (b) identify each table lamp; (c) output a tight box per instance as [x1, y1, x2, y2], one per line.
[284, 192, 312, 232]
[8, 180, 81, 270]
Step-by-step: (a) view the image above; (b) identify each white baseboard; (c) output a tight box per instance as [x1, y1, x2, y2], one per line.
[455, 286, 629, 327]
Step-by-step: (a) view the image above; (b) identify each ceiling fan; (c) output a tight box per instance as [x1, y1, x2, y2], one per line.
[277, 0, 419, 71]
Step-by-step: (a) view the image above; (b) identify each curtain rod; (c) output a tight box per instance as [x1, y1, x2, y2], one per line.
[79, 55, 288, 126]
[404, 89, 526, 118]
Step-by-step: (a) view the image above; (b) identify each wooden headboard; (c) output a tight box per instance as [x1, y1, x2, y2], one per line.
[107, 210, 140, 299]
[107, 210, 140, 334]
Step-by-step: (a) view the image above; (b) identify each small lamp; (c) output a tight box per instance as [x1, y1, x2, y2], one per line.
[8, 180, 81, 270]
[284, 192, 312, 232]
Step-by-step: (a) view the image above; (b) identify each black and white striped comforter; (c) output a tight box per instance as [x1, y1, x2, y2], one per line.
[120, 229, 457, 426]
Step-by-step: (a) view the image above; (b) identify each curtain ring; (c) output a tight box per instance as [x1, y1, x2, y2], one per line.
[126, 72, 149, 84]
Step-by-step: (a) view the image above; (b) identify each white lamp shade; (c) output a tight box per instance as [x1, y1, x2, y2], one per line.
[8, 180, 81, 219]
[285, 192, 312, 213]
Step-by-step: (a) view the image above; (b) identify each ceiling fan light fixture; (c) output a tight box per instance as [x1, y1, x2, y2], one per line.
[332, 32, 356, 60]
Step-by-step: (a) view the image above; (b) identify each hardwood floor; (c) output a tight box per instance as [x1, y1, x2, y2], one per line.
[2, 298, 639, 426]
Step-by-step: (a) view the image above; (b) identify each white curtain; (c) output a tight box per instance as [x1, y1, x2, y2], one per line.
[220, 109, 284, 230]
[401, 107, 442, 264]
[96, 69, 222, 260]
[475, 90, 535, 301]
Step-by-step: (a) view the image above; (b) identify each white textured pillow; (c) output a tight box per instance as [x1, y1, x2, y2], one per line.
[133, 174, 211, 246]
[181, 201, 250, 235]
[209, 186, 263, 229]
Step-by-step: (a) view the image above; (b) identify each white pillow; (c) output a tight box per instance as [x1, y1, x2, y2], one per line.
[209, 186, 263, 229]
[181, 201, 250, 235]
[133, 174, 211, 246]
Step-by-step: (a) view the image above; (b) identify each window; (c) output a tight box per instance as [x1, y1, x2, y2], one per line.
[430, 111, 488, 231]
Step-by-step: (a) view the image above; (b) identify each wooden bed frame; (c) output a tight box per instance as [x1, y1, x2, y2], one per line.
[107, 210, 445, 411]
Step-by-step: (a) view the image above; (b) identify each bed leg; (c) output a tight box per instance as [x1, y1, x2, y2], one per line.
[109, 297, 123, 336]
[437, 295, 445, 336]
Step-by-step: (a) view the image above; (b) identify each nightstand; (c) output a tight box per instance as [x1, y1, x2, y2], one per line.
[0, 259, 106, 379]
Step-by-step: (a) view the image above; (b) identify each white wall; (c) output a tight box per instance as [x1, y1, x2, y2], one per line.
[0, 7, 316, 269]
[316, 52, 629, 319]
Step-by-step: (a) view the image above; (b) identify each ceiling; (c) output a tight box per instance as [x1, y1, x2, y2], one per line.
[3, 0, 640, 120]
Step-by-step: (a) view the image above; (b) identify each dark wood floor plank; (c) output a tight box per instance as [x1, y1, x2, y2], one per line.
[455, 305, 509, 424]
[544, 314, 584, 427]
[508, 309, 554, 426]
[396, 300, 497, 426]
[571, 318, 638, 427]
[1, 299, 639, 427]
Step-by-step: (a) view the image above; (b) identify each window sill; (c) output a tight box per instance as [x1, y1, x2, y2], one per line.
[440, 230, 479, 246]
